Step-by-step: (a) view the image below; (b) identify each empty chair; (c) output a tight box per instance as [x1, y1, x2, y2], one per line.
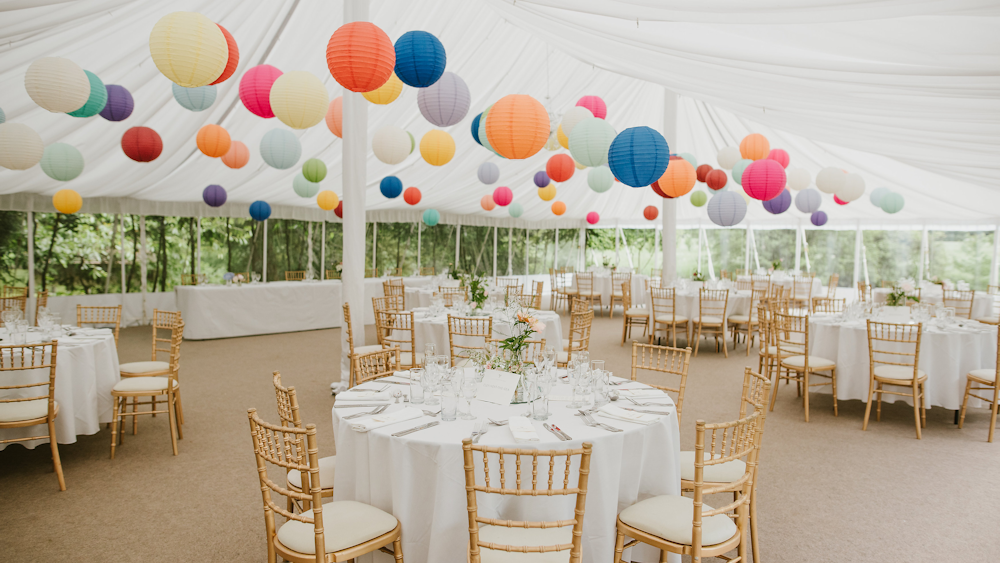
[863, 320, 927, 439]
[503, 284, 523, 304]
[33, 291, 48, 326]
[343, 303, 383, 387]
[974, 285, 1000, 325]
[575, 272, 602, 315]
[620, 282, 649, 345]
[1, 285, 28, 297]
[284, 270, 306, 281]
[610, 271, 631, 317]
[630, 342, 692, 422]
[959, 325, 1000, 441]
[180, 273, 200, 285]
[649, 287, 688, 348]
[811, 297, 846, 314]
[771, 312, 837, 422]
[943, 289, 975, 319]
[438, 286, 468, 307]
[419, 266, 435, 276]
[354, 347, 401, 386]
[377, 310, 421, 369]
[857, 281, 871, 302]
[385, 267, 404, 277]
[789, 276, 814, 311]
[694, 288, 730, 357]
[273, 371, 335, 512]
[522, 280, 544, 309]
[447, 315, 493, 367]
[729, 288, 766, 355]
[325, 269, 341, 280]
[750, 274, 771, 292]
[119, 309, 184, 429]
[1, 295, 28, 319]
[383, 280, 406, 309]
[365, 268, 379, 278]
[76, 304, 122, 346]
[825, 273, 840, 298]
[558, 309, 594, 367]
[734, 279, 753, 291]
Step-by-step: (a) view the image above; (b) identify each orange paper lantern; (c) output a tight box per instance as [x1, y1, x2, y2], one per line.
[196, 124, 230, 157]
[403, 187, 421, 205]
[643, 205, 659, 221]
[739, 133, 770, 161]
[655, 156, 696, 197]
[210, 24, 239, 85]
[551, 201, 566, 216]
[484, 94, 549, 160]
[325, 97, 343, 138]
[326, 22, 395, 93]
[546, 154, 575, 182]
[221, 140, 249, 169]
[480, 194, 496, 211]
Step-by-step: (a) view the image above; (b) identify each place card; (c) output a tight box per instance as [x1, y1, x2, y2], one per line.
[474, 370, 521, 405]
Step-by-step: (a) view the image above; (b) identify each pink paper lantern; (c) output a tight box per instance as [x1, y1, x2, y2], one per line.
[741, 159, 786, 201]
[586, 211, 600, 225]
[766, 148, 790, 169]
[492, 186, 513, 207]
[576, 96, 607, 119]
[239, 64, 283, 118]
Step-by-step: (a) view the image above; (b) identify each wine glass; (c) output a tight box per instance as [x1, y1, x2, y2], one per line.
[460, 373, 478, 420]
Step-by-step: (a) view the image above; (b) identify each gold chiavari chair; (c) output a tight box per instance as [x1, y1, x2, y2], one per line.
[649, 287, 688, 348]
[246, 409, 403, 563]
[419, 266, 435, 276]
[273, 371, 335, 512]
[694, 288, 730, 357]
[284, 270, 306, 281]
[462, 438, 592, 563]
[354, 347, 401, 387]
[720, 269, 729, 281]
[558, 309, 594, 367]
[959, 325, 1000, 441]
[943, 289, 975, 319]
[495, 276, 520, 287]
[790, 276, 814, 311]
[614, 406, 766, 563]
[383, 280, 406, 309]
[447, 315, 493, 367]
[757, 297, 798, 385]
[34, 291, 48, 326]
[486, 337, 547, 366]
[767, 283, 786, 300]
[365, 268, 379, 278]
[734, 279, 753, 292]
[2, 285, 28, 297]
[575, 271, 602, 315]
[325, 269, 341, 280]
[343, 303, 383, 388]
[630, 342, 692, 422]
[863, 320, 926, 439]
[438, 285, 469, 307]
[180, 273, 198, 285]
[548, 269, 560, 311]
[729, 288, 766, 356]
[377, 310, 421, 369]
[110, 322, 184, 458]
[1, 295, 27, 319]
[974, 285, 1000, 325]
[650, 268, 662, 279]
[644, 277, 662, 292]
[503, 284, 523, 305]
[880, 280, 896, 288]
[119, 309, 183, 428]
[771, 312, 837, 422]
[610, 271, 631, 317]
[385, 267, 404, 277]
[372, 295, 404, 315]
[0, 341, 65, 490]
[750, 274, 771, 292]
[76, 304, 122, 347]
[811, 297, 846, 314]
[621, 282, 649, 345]
[857, 281, 871, 302]
[558, 271, 578, 312]
[521, 280, 544, 309]
[570, 296, 590, 315]
[825, 273, 840, 298]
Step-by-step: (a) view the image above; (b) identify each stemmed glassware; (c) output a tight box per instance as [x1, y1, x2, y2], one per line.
[409, 368, 425, 404]
[423, 358, 441, 406]
[459, 371, 478, 420]
[532, 367, 554, 421]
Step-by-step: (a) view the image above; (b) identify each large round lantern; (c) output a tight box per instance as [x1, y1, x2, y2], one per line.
[239, 64, 283, 118]
[763, 189, 792, 214]
[249, 201, 271, 221]
[508, 203, 524, 218]
[302, 159, 327, 183]
[121, 127, 163, 162]
[481, 195, 496, 211]
[588, 166, 613, 193]
[100, 85, 134, 121]
[717, 146, 741, 170]
[767, 149, 790, 168]
[607, 127, 669, 188]
[492, 186, 513, 207]
[420, 130, 455, 166]
[643, 206, 658, 221]
[417, 72, 469, 126]
[394, 31, 446, 88]
[739, 133, 770, 161]
[40, 143, 84, 181]
[380, 176, 403, 199]
[834, 195, 849, 205]
[568, 117, 615, 167]
[815, 167, 846, 194]
[0, 123, 44, 170]
[317, 190, 339, 211]
[149, 12, 228, 87]
[326, 22, 395, 92]
[705, 169, 728, 191]
[533, 171, 549, 188]
[707, 191, 747, 227]
[811, 211, 829, 226]
[363, 72, 403, 105]
[576, 96, 607, 119]
[869, 187, 890, 207]
[334, 201, 343, 219]
[293, 173, 320, 198]
[485, 95, 549, 160]
[203, 184, 227, 207]
[196, 124, 231, 157]
[210, 24, 239, 85]
[537, 184, 556, 201]
[326, 97, 343, 137]
[651, 181, 670, 199]
[25, 57, 90, 113]
[794, 189, 822, 213]
[546, 154, 575, 183]
[478, 162, 500, 185]
[373, 126, 411, 164]
[732, 159, 754, 186]
[259, 129, 301, 169]
[423, 209, 440, 227]
[561, 107, 593, 137]
[696, 164, 713, 183]
[403, 187, 421, 205]
[551, 201, 566, 216]
[470, 113, 483, 145]
[67, 71, 108, 118]
[557, 125, 570, 149]
[52, 189, 82, 214]
[881, 192, 904, 214]
[270, 71, 329, 129]
[691, 191, 708, 207]
[741, 159, 786, 201]
[586, 212, 600, 225]
[837, 173, 865, 202]
[172, 83, 216, 112]
[786, 168, 811, 191]
[222, 141, 249, 169]
[656, 156, 696, 197]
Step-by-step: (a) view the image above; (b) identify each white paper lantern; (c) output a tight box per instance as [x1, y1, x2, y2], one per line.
[477, 162, 499, 185]
[707, 191, 747, 226]
[786, 168, 811, 191]
[172, 83, 217, 111]
[717, 146, 741, 170]
[560, 106, 593, 137]
[25, 57, 91, 113]
[815, 167, 846, 194]
[837, 173, 865, 202]
[0, 123, 45, 170]
[372, 126, 411, 165]
[794, 188, 822, 213]
[568, 117, 615, 167]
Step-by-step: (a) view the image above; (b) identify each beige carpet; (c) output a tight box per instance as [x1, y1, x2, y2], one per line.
[2, 311, 999, 562]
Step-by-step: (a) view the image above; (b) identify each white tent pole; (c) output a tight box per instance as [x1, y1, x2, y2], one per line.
[524, 228, 529, 276]
[120, 214, 126, 309]
[621, 228, 635, 269]
[661, 88, 679, 283]
[139, 216, 147, 324]
[862, 243, 871, 287]
[991, 225, 1000, 287]
[653, 225, 660, 276]
[554, 228, 559, 270]
[614, 221, 621, 267]
[196, 216, 202, 276]
[307, 221, 313, 277]
[577, 227, 585, 271]
[507, 226, 513, 276]
[793, 222, 802, 272]
[104, 214, 119, 294]
[696, 225, 703, 274]
[919, 225, 929, 281]
[802, 226, 811, 273]
[320, 221, 326, 279]
[455, 222, 461, 270]
[263, 219, 268, 282]
[492, 226, 497, 278]
[26, 211, 34, 324]
[852, 222, 863, 289]
[703, 228, 716, 280]
[751, 227, 761, 272]
[416, 221, 422, 271]
[372, 221, 377, 274]
[743, 224, 751, 273]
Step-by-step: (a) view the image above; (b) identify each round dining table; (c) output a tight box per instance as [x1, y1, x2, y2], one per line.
[407, 307, 563, 358]
[871, 286, 994, 320]
[332, 371, 681, 563]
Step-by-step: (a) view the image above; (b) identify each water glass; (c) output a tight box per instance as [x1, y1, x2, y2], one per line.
[591, 360, 605, 374]
[459, 374, 477, 420]
[441, 377, 459, 421]
[423, 365, 441, 406]
[532, 370, 554, 421]
[409, 368, 425, 404]
[424, 343, 436, 359]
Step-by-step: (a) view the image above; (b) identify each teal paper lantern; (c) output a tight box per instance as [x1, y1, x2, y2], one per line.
[732, 159, 753, 185]
[40, 143, 84, 181]
[172, 83, 217, 112]
[302, 158, 327, 182]
[869, 186, 890, 207]
[587, 166, 613, 193]
[293, 173, 320, 198]
[260, 129, 301, 169]
[690, 191, 707, 207]
[67, 71, 108, 118]
[568, 117, 615, 167]
[678, 152, 698, 168]
[880, 192, 904, 214]
[508, 202, 524, 218]
[423, 209, 440, 226]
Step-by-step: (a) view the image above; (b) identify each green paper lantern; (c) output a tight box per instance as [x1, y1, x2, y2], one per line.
[293, 173, 320, 198]
[732, 158, 753, 186]
[508, 202, 524, 218]
[587, 166, 613, 193]
[40, 143, 84, 181]
[880, 192, 904, 214]
[690, 191, 707, 207]
[302, 158, 327, 182]
[67, 70, 108, 118]
[423, 209, 440, 226]
[172, 82, 217, 112]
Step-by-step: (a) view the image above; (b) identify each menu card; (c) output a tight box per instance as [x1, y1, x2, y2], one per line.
[474, 370, 521, 405]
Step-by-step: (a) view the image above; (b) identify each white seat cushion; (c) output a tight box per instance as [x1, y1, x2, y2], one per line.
[275, 501, 397, 555]
[619, 494, 738, 547]
[678, 451, 747, 483]
[562, 288, 578, 295]
[766, 344, 804, 356]
[287, 455, 335, 489]
[625, 307, 649, 317]
[973, 316, 998, 325]
[612, 290, 623, 297]
[874, 365, 926, 381]
[119, 360, 169, 374]
[696, 316, 724, 325]
[654, 314, 688, 324]
[577, 291, 599, 297]
[398, 351, 424, 367]
[727, 315, 756, 324]
[477, 524, 573, 562]
[353, 344, 383, 355]
[969, 368, 997, 382]
[782, 355, 836, 370]
[112, 376, 177, 392]
[561, 338, 570, 351]
[0, 398, 54, 423]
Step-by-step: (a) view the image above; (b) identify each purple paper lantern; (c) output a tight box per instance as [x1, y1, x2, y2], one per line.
[533, 171, 550, 188]
[417, 72, 470, 127]
[762, 188, 791, 215]
[99, 85, 134, 122]
[811, 210, 829, 226]
[202, 184, 227, 207]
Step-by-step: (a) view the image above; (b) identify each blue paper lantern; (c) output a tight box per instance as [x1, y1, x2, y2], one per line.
[508, 202, 524, 218]
[203, 184, 227, 207]
[811, 211, 829, 226]
[423, 209, 440, 226]
[794, 188, 822, 213]
[533, 171, 549, 188]
[763, 188, 791, 215]
[381, 175, 403, 198]
[260, 129, 301, 169]
[732, 159, 754, 186]
[607, 127, 669, 188]
[707, 191, 747, 227]
[172, 83, 217, 112]
[471, 113, 482, 145]
[67, 70, 108, 118]
[249, 200, 271, 221]
[394, 31, 446, 88]
[478, 162, 500, 185]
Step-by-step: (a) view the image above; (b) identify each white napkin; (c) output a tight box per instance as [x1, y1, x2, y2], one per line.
[618, 388, 669, 399]
[508, 416, 539, 443]
[597, 405, 660, 425]
[336, 390, 390, 402]
[349, 407, 423, 432]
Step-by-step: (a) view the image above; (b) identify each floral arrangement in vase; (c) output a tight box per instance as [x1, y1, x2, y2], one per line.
[691, 270, 706, 282]
[486, 305, 545, 402]
[336, 262, 344, 273]
[770, 259, 782, 273]
[886, 281, 920, 306]
[459, 273, 489, 310]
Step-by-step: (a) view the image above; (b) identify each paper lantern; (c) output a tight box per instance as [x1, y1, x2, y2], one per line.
[317, 190, 339, 211]
[576, 96, 607, 119]
[25, 57, 90, 113]
[533, 171, 549, 188]
[270, 71, 329, 129]
[363, 72, 403, 105]
[678, 153, 698, 168]
[557, 125, 569, 149]
[794, 189, 822, 213]
[481, 194, 496, 211]
[52, 189, 82, 214]
[121, 127, 163, 162]
[538, 184, 556, 201]
[717, 146, 741, 170]
[651, 181, 670, 199]
[210, 24, 239, 85]
[881, 192, 904, 214]
[472, 162, 499, 185]
[586, 212, 600, 225]
[560, 106, 593, 137]
[302, 159, 327, 183]
[732, 159, 754, 186]
[394, 31, 446, 88]
[815, 167, 846, 194]
[149, 12, 229, 88]
[705, 169, 728, 191]
[259, 129, 301, 169]
[471, 113, 482, 145]
[67, 71, 108, 118]
[767, 149, 790, 169]
[508, 203, 524, 218]
[492, 186, 513, 207]
[40, 143, 84, 181]
[420, 130, 455, 166]
[691, 191, 708, 207]
[608, 127, 669, 188]
[417, 72, 470, 126]
[403, 187, 421, 205]
[552, 201, 566, 216]
[834, 195, 849, 205]
[656, 156, 696, 198]
[869, 187, 890, 207]
[326, 97, 343, 137]
[810, 211, 829, 226]
[696, 164, 713, 183]
[741, 159, 786, 201]
[545, 154, 573, 183]
[100, 85, 134, 122]
[837, 173, 865, 202]
[423, 209, 440, 227]
[707, 192, 747, 227]
[485, 95, 549, 160]
[240, 65, 283, 118]
[739, 133, 770, 161]
[786, 168, 811, 191]
[221, 141, 249, 169]
[568, 117, 615, 167]
[372, 126, 410, 164]
[0, 124, 44, 170]
[196, 124, 231, 158]
[643, 206, 659, 221]
[334, 201, 343, 218]
[477, 105, 506, 159]
[380, 176, 403, 198]
[203, 184, 227, 207]
[763, 189, 792, 214]
[293, 173, 320, 198]
[588, 166, 613, 193]
[172, 83, 216, 112]
[327, 22, 395, 92]
[249, 201, 271, 221]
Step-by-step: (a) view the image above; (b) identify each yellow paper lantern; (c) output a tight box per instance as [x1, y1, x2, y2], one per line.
[574, 159, 586, 170]
[269, 71, 329, 130]
[557, 124, 569, 149]
[537, 184, 556, 201]
[362, 72, 403, 105]
[317, 190, 340, 211]
[53, 189, 82, 214]
[149, 12, 229, 88]
[420, 130, 455, 166]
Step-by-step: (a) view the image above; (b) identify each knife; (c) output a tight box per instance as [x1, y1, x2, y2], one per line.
[551, 423, 572, 441]
[334, 403, 390, 408]
[622, 407, 671, 415]
[543, 423, 565, 441]
[392, 421, 440, 437]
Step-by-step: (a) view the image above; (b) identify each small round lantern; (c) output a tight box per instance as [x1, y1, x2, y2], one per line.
[327, 22, 395, 92]
[270, 71, 329, 129]
[423, 209, 440, 227]
[203, 184, 227, 207]
[696, 164, 713, 183]
[815, 167, 846, 194]
[417, 72, 470, 126]
[380, 176, 403, 199]
[222, 141, 249, 169]
[317, 190, 339, 211]
[881, 192, 904, 214]
[537, 184, 556, 201]
[588, 166, 613, 193]
[837, 173, 865, 202]
[643, 206, 658, 221]
[249, 200, 271, 221]
[732, 159, 754, 186]
[546, 154, 575, 183]
[485, 94, 549, 160]
[99, 85, 134, 121]
[210, 24, 239, 85]
[707, 191, 747, 227]
[767, 149, 789, 168]
[302, 159, 327, 183]
[656, 156, 696, 197]
[533, 171, 549, 188]
[40, 143, 84, 181]
[0, 123, 44, 169]
[481, 194, 496, 211]
[551, 201, 566, 216]
[121, 127, 163, 162]
[576, 96, 607, 119]
[293, 173, 320, 198]
[260, 129, 301, 169]
[25, 57, 91, 113]
[717, 146, 741, 170]
[478, 162, 500, 185]
[810, 211, 829, 226]
[586, 212, 600, 225]
[363, 72, 403, 105]
[690, 191, 708, 207]
[492, 186, 513, 207]
[403, 187, 421, 205]
[172, 83, 216, 112]
[471, 113, 482, 145]
[326, 97, 343, 137]
[763, 189, 792, 214]
[334, 201, 343, 219]
[568, 117, 615, 167]
[560, 106, 593, 137]
[794, 189, 822, 213]
[196, 124, 231, 158]
[149, 12, 229, 87]
[741, 159, 786, 201]
[373, 126, 411, 165]
[52, 189, 82, 214]
[67, 70, 108, 118]
[705, 169, 728, 191]
[508, 203, 524, 218]
[420, 130, 455, 166]
[869, 187, 890, 207]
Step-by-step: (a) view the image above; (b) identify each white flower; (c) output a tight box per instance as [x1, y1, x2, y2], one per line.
[900, 281, 914, 292]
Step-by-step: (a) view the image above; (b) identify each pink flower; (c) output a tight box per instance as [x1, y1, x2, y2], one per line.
[529, 319, 546, 333]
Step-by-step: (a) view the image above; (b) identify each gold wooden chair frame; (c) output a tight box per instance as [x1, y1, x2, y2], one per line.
[790, 276, 814, 311]
[342, 303, 383, 388]
[649, 287, 688, 348]
[522, 280, 544, 309]
[770, 312, 837, 422]
[811, 297, 846, 314]
[729, 288, 766, 356]
[880, 280, 896, 288]
[620, 282, 649, 345]
[557, 272, 578, 312]
[485, 337, 547, 366]
[975, 285, 1000, 325]
[825, 273, 840, 298]
[857, 281, 871, 302]
[119, 309, 183, 429]
[750, 274, 771, 293]
[863, 320, 926, 439]
[377, 310, 421, 369]
[76, 304, 122, 346]
[438, 286, 468, 307]
[354, 347, 401, 387]
[502, 284, 523, 306]
[575, 272, 602, 316]
[767, 283, 786, 300]
[34, 291, 48, 326]
[943, 289, 975, 319]
[609, 271, 631, 317]
[630, 342, 691, 422]
[285, 270, 307, 281]
[447, 315, 493, 367]
[365, 268, 379, 278]
[558, 309, 593, 367]
[2, 285, 29, 297]
[959, 325, 1000, 441]
[694, 288, 730, 357]
[1, 295, 28, 319]
[325, 270, 341, 280]
[757, 298, 796, 386]
[383, 280, 406, 309]
[372, 296, 404, 346]
[419, 266, 435, 276]
[273, 371, 336, 512]
[734, 279, 753, 292]
[180, 273, 199, 285]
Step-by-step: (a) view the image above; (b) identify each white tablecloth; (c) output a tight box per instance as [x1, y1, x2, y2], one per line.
[737, 275, 822, 298]
[872, 287, 994, 319]
[407, 309, 563, 357]
[0, 328, 120, 450]
[809, 316, 997, 409]
[333, 373, 680, 563]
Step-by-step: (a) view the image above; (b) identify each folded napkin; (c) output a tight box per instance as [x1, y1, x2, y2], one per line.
[597, 405, 660, 425]
[391, 370, 412, 380]
[508, 416, 539, 443]
[336, 390, 390, 402]
[350, 407, 423, 432]
[618, 388, 669, 399]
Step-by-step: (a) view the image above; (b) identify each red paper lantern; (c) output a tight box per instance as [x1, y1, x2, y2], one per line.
[650, 181, 673, 199]
[326, 22, 395, 93]
[210, 24, 239, 85]
[403, 187, 421, 205]
[766, 148, 790, 169]
[586, 211, 600, 225]
[334, 201, 343, 218]
[705, 169, 728, 191]
[834, 195, 849, 205]
[643, 206, 659, 221]
[121, 127, 163, 162]
[741, 159, 786, 201]
[546, 154, 574, 182]
[696, 164, 713, 183]
[492, 186, 513, 207]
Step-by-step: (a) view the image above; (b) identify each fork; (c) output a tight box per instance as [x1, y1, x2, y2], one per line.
[488, 418, 508, 426]
[343, 404, 389, 420]
[422, 409, 441, 416]
[577, 409, 622, 432]
[623, 396, 669, 407]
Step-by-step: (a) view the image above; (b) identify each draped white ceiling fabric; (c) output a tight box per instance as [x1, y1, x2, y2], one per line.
[0, 0, 997, 228]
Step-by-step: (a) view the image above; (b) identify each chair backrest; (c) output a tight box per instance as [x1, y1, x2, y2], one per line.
[284, 270, 306, 281]
[630, 342, 692, 422]
[372, 295, 404, 316]
[522, 280, 544, 309]
[827, 274, 840, 298]
[943, 289, 975, 319]
[343, 302, 360, 355]
[383, 281, 406, 308]
[735, 279, 753, 291]
[385, 277, 404, 287]
[180, 273, 198, 286]
[565, 310, 594, 362]
[698, 288, 729, 321]
[2, 286, 28, 298]
[767, 283, 786, 300]
[866, 320, 922, 381]
[576, 272, 594, 294]
[773, 311, 810, 366]
[496, 277, 520, 287]
[354, 347, 401, 386]
[611, 271, 631, 291]
[503, 285, 523, 305]
[747, 288, 766, 316]
[77, 304, 122, 345]
[365, 268, 379, 278]
[420, 266, 435, 276]
[448, 315, 493, 366]
[720, 269, 729, 281]
[151, 309, 182, 361]
[880, 280, 896, 288]
[439, 286, 469, 307]
[272, 371, 303, 429]
[792, 277, 813, 300]
[0, 342, 58, 425]
[34, 291, 48, 326]
[570, 296, 590, 314]
[378, 310, 416, 355]
[645, 277, 662, 291]
[1, 295, 27, 318]
[621, 282, 636, 311]
[325, 269, 341, 280]
[750, 274, 771, 292]
[811, 297, 846, 314]
[857, 281, 871, 302]
[650, 268, 662, 278]
[739, 367, 771, 419]
[462, 439, 593, 563]
[650, 287, 677, 322]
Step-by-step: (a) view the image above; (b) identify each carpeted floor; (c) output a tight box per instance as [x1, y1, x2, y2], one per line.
[2, 311, 999, 562]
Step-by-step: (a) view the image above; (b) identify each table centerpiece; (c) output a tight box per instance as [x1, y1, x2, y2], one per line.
[482, 303, 545, 403]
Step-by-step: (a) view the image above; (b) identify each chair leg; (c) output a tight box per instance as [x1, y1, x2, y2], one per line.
[392, 536, 404, 562]
[862, 382, 874, 431]
[990, 386, 999, 443]
[694, 325, 703, 356]
[167, 391, 179, 455]
[110, 396, 121, 459]
[48, 418, 66, 491]
[750, 485, 760, 563]
[959, 378, 972, 428]
[876, 383, 883, 422]
[831, 368, 838, 417]
[912, 383, 922, 440]
[920, 383, 927, 429]
[150, 394, 156, 418]
[173, 393, 184, 440]
[768, 368, 780, 412]
[613, 531, 625, 563]
[803, 370, 810, 422]
[131, 394, 138, 435]
[721, 329, 728, 358]
[174, 387, 184, 426]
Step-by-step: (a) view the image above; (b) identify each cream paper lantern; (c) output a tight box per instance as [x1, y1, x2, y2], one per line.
[269, 71, 329, 129]
[0, 123, 45, 170]
[717, 146, 741, 170]
[815, 166, 846, 194]
[786, 167, 811, 191]
[25, 57, 91, 113]
[559, 106, 593, 137]
[148, 12, 229, 88]
[837, 172, 865, 202]
[372, 126, 411, 165]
